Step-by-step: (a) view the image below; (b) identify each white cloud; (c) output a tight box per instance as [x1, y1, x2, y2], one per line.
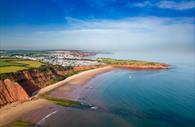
[4, 16, 193, 50]
[132, 1, 153, 8]
[159, 0, 195, 10]
[132, 0, 195, 10]
[1, 16, 194, 50]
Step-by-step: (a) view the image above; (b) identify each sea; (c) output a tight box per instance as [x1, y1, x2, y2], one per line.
[79, 51, 195, 127]
[41, 50, 195, 127]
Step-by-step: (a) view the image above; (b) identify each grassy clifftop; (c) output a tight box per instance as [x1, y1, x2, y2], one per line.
[97, 58, 168, 69]
[97, 58, 162, 65]
[0, 58, 44, 74]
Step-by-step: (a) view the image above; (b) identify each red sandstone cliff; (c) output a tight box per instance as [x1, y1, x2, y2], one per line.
[0, 79, 29, 107]
[0, 65, 100, 107]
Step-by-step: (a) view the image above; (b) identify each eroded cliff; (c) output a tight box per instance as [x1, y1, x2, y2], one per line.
[0, 79, 29, 107]
[0, 65, 99, 107]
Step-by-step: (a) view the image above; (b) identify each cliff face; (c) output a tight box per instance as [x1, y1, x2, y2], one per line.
[12, 70, 57, 96]
[0, 65, 99, 107]
[11, 66, 75, 96]
[0, 79, 29, 107]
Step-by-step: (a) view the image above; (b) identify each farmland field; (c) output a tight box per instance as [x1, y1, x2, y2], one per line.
[0, 58, 44, 74]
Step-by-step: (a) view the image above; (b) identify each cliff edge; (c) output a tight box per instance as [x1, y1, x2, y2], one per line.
[0, 79, 29, 107]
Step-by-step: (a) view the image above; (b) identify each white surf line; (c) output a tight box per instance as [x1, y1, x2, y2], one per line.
[35, 110, 58, 127]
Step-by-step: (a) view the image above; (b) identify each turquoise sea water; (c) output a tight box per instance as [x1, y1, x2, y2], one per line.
[41, 51, 195, 127]
[80, 51, 195, 127]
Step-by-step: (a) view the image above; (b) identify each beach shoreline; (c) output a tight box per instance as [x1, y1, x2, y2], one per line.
[0, 64, 169, 126]
[0, 65, 114, 126]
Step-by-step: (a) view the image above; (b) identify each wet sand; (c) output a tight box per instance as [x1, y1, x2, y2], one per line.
[48, 66, 114, 100]
[26, 106, 132, 127]
[36, 65, 113, 96]
[0, 99, 53, 127]
[0, 65, 113, 127]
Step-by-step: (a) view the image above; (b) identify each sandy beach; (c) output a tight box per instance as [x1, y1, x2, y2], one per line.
[0, 65, 113, 127]
[36, 65, 113, 96]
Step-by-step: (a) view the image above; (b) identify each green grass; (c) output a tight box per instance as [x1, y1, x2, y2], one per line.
[64, 68, 92, 78]
[0, 66, 28, 74]
[48, 75, 65, 84]
[0, 73, 13, 80]
[10, 120, 32, 127]
[0, 58, 44, 74]
[11, 60, 43, 68]
[64, 71, 79, 78]
[0, 60, 21, 67]
[42, 95, 81, 107]
[97, 58, 162, 66]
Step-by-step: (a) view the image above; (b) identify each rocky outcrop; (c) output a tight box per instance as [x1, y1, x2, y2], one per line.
[0, 79, 29, 107]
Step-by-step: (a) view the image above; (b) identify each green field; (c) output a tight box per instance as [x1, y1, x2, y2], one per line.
[97, 58, 162, 66]
[0, 58, 44, 74]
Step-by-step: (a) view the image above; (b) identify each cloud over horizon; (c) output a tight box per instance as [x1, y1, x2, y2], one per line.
[0, 0, 194, 51]
[1, 16, 194, 51]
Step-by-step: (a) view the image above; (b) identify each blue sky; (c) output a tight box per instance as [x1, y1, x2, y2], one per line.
[0, 0, 195, 50]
